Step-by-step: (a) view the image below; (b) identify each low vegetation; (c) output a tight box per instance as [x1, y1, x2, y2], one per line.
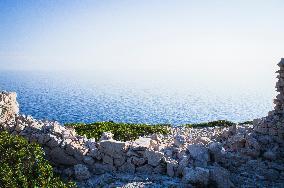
[0, 131, 76, 188]
[185, 120, 236, 128]
[65, 122, 170, 142]
[239, 120, 253, 125]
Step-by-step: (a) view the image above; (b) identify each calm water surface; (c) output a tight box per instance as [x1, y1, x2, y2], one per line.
[0, 70, 275, 125]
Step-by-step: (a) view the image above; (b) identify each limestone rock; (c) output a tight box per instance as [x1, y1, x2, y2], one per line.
[136, 164, 154, 174]
[166, 159, 178, 177]
[0, 92, 19, 123]
[118, 162, 135, 173]
[182, 167, 209, 186]
[208, 165, 234, 188]
[144, 150, 164, 166]
[173, 135, 186, 147]
[50, 147, 77, 166]
[187, 144, 209, 167]
[99, 132, 113, 141]
[99, 140, 129, 159]
[74, 164, 91, 180]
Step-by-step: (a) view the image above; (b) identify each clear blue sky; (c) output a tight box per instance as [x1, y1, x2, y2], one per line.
[0, 0, 283, 78]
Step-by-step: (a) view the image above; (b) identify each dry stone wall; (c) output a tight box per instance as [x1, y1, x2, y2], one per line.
[254, 58, 284, 139]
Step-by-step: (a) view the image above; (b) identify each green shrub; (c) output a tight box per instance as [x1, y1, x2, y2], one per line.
[238, 121, 253, 125]
[65, 122, 170, 142]
[185, 120, 236, 128]
[0, 131, 76, 188]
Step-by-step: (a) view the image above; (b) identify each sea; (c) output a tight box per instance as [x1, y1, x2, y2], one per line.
[0, 70, 276, 125]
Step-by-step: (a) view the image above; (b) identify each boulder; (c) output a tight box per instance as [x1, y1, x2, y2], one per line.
[118, 162, 135, 173]
[74, 164, 91, 180]
[166, 159, 178, 177]
[136, 164, 154, 174]
[208, 165, 234, 188]
[182, 167, 209, 186]
[99, 140, 129, 159]
[173, 135, 186, 147]
[187, 144, 209, 167]
[144, 150, 164, 166]
[50, 147, 78, 166]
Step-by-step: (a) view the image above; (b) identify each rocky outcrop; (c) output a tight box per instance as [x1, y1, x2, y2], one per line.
[254, 58, 284, 139]
[0, 91, 19, 124]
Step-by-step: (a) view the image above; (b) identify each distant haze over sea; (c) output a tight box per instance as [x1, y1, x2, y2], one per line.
[0, 69, 275, 125]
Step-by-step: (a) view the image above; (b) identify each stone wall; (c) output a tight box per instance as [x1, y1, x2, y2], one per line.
[254, 58, 284, 139]
[0, 91, 236, 187]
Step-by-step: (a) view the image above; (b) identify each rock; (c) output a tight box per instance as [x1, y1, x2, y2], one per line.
[74, 164, 91, 180]
[136, 164, 154, 174]
[173, 135, 186, 147]
[99, 132, 113, 141]
[83, 156, 95, 165]
[50, 147, 77, 165]
[153, 164, 166, 174]
[15, 123, 25, 132]
[263, 151, 277, 160]
[118, 162, 135, 173]
[176, 156, 189, 176]
[99, 140, 129, 159]
[0, 92, 19, 123]
[144, 150, 164, 166]
[208, 142, 223, 162]
[114, 157, 126, 167]
[208, 165, 234, 188]
[166, 159, 178, 177]
[263, 168, 280, 181]
[46, 135, 62, 148]
[102, 154, 113, 165]
[92, 163, 116, 174]
[151, 134, 163, 142]
[129, 156, 146, 166]
[187, 144, 209, 167]
[182, 167, 209, 186]
[131, 137, 151, 151]
[63, 167, 74, 177]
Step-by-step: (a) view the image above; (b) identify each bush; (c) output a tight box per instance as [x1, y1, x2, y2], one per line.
[238, 121, 253, 125]
[65, 122, 170, 142]
[185, 120, 236, 128]
[0, 131, 76, 188]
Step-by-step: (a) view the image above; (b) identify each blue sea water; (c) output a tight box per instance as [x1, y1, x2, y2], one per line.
[0, 70, 275, 125]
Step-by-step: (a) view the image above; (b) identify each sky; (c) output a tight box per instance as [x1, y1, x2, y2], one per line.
[0, 0, 284, 82]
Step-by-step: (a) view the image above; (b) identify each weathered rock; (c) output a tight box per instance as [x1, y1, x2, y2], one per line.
[182, 167, 209, 186]
[263, 151, 277, 160]
[187, 144, 209, 167]
[173, 135, 186, 147]
[136, 164, 154, 174]
[118, 162, 135, 173]
[0, 92, 19, 123]
[144, 150, 163, 166]
[208, 165, 234, 188]
[166, 159, 178, 177]
[99, 132, 113, 141]
[83, 156, 95, 165]
[74, 164, 91, 180]
[50, 147, 77, 166]
[99, 140, 129, 159]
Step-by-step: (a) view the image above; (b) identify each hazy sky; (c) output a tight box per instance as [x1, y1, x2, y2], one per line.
[0, 0, 284, 78]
